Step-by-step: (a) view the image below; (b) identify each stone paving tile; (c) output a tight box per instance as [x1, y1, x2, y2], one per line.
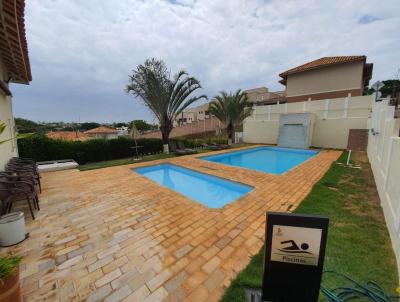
[122, 284, 150, 301]
[95, 269, 122, 288]
[147, 269, 173, 292]
[104, 285, 132, 302]
[86, 284, 113, 302]
[57, 255, 83, 270]
[1, 146, 340, 301]
[88, 255, 114, 273]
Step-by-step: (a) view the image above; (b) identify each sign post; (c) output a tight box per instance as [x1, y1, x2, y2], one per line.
[262, 212, 329, 302]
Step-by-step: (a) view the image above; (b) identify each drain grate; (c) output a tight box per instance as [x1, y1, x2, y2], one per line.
[245, 288, 263, 302]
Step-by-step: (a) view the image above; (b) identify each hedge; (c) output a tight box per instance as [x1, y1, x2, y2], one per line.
[180, 136, 228, 148]
[17, 134, 163, 164]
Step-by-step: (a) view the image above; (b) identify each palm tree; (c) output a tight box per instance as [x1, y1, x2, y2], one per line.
[126, 58, 207, 153]
[209, 90, 253, 145]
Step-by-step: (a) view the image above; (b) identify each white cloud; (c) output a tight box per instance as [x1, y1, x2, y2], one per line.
[11, 0, 400, 122]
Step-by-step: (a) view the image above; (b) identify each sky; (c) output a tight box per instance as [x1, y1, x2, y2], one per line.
[10, 0, 400, 123]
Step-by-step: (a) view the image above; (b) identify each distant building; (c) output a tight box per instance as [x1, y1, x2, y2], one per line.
[116, 126, 129, 136]
[244, 87, 286, 105]
[47, 131, 90, 141]
[85, 126, 118, 139]
[245, 56, 373, 106]
[279, 56, 373, 103]
[174, 103, 211, 126]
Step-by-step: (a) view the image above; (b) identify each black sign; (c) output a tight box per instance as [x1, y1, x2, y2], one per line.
[262, 212, 329, 302]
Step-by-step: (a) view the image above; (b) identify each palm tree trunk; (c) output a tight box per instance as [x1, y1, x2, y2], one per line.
[161, 130, 170, 153]
[227, 123, 234, 145]
[160, 117, 172, 153]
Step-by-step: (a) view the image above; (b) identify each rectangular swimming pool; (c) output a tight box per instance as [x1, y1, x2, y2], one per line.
[202, 147, 318, 175]
[133, 163, 252, 208]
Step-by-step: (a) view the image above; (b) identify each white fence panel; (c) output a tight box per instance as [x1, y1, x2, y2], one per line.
[367, 99, 400, 277]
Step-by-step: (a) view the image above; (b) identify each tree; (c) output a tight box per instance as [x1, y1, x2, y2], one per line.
[79, 122, 100, 131]
[126, 58, 207, 152]
[114, 122, 128, 128]
[129, 120, 156, 132]
[365, 79, 400, 97]
[14, 118, 40, 133]
[209, 90, 253, 145]
[380, 80, 400, 97]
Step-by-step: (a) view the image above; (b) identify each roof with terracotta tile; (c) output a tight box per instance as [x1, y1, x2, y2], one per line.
[47, 131, 90, 141]
[0, 0, 32, 84]
[84, 126, 118, 134]
[279, 56, 367, 78]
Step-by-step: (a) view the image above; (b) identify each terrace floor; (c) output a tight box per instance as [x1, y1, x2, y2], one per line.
[4, 146, 341, 302]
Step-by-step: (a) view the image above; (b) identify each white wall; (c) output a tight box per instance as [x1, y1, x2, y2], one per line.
[286, 61, 364, 97]
[0, 61, 18, 170]
[367, 99, 400, 275]
[243, 95, 373, 149]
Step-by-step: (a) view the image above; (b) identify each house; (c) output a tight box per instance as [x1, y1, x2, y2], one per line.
[174, 103, 211, 126]
[0, 0, 32, 169]
[279, 56, 373, 103]
[244, 87, 286, 105]
[47, 131, 90, 141]
[243, 56, 376, 149]
[84, 126, 118, 139]
[116, 126, 129, 136]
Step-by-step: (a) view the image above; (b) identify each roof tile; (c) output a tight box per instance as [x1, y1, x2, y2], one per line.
[84, 126, 118, 134]
[279, 56, 366, 78]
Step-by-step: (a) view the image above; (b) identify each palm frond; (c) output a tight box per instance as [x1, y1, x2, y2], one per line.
[209, 89, 253, 131]
[126, 58, 205, 144]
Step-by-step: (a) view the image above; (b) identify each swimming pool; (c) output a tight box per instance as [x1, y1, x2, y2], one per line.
[133, 163, 252, 208]
[202, 147, 318, 175]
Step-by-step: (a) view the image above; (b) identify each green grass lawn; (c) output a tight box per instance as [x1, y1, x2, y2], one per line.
[220, 151, 399, 302]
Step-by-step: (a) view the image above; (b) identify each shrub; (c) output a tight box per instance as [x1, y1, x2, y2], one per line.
[18, 134, 163, 164]
[179, 135, 228, 148]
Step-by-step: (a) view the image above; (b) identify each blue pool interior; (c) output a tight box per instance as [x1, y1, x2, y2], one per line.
[202, 147, 318, 175]
[133, 163, 253, 208]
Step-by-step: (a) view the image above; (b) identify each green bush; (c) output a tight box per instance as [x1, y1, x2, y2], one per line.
[180, 135, 228, 148]
[17, 134, 163, 164]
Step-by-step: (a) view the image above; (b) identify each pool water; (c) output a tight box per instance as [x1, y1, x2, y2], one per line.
[133, 163, 252, 208]
[202, 147, 318, 175]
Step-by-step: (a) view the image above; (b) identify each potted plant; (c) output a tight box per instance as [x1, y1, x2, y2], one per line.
[0, 256, 22, 302]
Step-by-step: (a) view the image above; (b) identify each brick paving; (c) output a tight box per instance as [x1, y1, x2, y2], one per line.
[3, 146, 340, 302]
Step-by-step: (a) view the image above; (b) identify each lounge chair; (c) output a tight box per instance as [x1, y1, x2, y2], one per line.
[202, 143, 220, 150]
[177, 141, 197, 154]
[211, 142, 229, 149]
[169, 141, 197, 155]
